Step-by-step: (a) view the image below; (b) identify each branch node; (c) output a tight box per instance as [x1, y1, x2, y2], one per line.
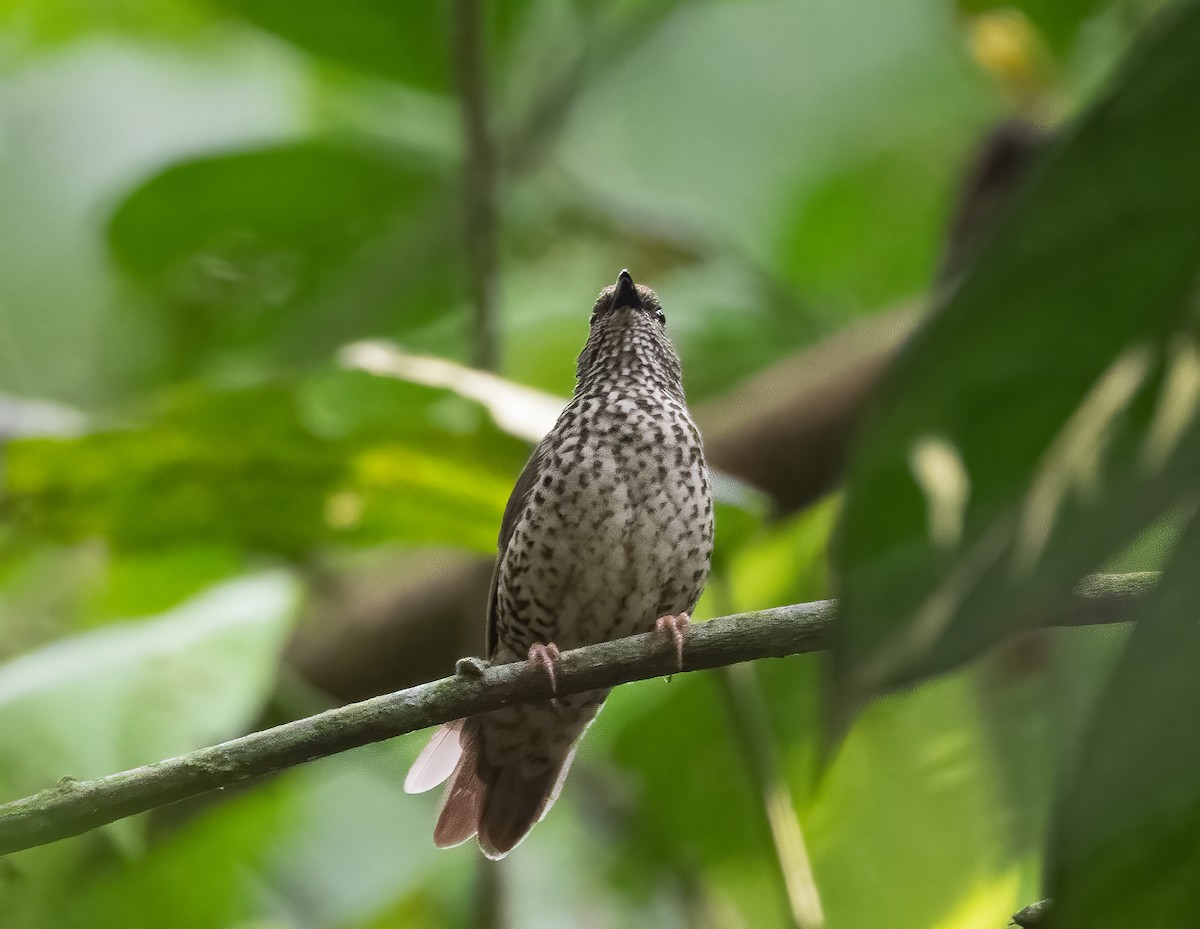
[456, 656, 490, 678]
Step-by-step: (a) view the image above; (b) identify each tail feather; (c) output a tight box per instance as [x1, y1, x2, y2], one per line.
[477, 751, 577, 859]
[412, 705, 596, 858]
[434, 753, 485, 848]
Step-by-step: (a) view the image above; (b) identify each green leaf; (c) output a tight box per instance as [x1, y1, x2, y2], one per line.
[956, 0, 1108, 53]
[107, 141, 455, 374]
[709, 470, 771, 574]
[600, 672, 784, 925]
[1045, 517, 1200, 927]
[1, 0, 211, 50]
[52, 780, 296, 929]
[4, 371, 530, 556]
[831, 1, 1200, 710]
[773, 148, 949, 311]
[213, 0, 527, 92]
[0, 573, 296, 803]
[110, 143, 435, 284]
[800, 670, 1021, 929]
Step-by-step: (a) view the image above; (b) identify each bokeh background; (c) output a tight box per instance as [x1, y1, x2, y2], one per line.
[0, 1, 1183, 927]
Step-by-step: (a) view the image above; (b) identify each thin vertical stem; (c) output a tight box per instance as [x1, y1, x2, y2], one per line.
[475, 856, 505, 929]
[453, 0, 501, 373]
[717, 664, 825, 929]
[710, 578, 824, 929]
[454, 5, 503, 918]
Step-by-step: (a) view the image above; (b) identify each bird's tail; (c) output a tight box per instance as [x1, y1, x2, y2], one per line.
[404, 717, 579, 859]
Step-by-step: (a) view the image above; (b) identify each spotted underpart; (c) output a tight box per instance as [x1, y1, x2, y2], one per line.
[481, 279, 713, 778]
[412, 272, 715, 858]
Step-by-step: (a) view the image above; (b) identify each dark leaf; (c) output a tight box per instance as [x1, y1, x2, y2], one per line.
[1045, 515, 1200, 927]
[108, 142, 455, 375]
[213, 0, 527, 92]
[831, 1, 1200, 713]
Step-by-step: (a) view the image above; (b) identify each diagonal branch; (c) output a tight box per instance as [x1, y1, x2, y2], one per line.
[0, 573, 1157, 857]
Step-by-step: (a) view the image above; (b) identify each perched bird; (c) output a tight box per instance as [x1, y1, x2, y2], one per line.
[405, 269, 714, 858]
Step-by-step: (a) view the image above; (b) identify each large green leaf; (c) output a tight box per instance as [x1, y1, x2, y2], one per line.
[0, 570, 296, 904]
[45, 781, 295, 929]
[212, 0, 528, 93]
[0, 573, 296, 803]
[108, 142, 455, 375]
[1044, 517, 1200, 927]
[4, 371, 530, 556]
[830, 0, 1200, 711]
[5, 736, 451, 929]
[110, 143, 437, 284]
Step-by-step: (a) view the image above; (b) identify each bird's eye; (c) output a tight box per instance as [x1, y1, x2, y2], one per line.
[654, 307, 666, 326]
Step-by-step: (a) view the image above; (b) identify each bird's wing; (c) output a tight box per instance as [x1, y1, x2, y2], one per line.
[485, 444, 547, 658]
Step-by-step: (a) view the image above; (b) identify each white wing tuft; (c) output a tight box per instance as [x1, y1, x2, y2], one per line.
[404, 720, 464, 794]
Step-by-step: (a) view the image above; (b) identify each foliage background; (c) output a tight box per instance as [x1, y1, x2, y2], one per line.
[0, 0, 1192, 927]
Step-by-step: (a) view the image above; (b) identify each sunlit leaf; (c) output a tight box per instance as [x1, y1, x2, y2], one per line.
[1, 0, 211, 50]
[802, 672, 1021, 929]
[831, 1, 1200, 711]
[957, 0, 1108, 52]
[4, 371, 530, 556]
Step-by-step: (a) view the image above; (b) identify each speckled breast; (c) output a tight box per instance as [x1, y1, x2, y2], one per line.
[493, 388, 714, 660]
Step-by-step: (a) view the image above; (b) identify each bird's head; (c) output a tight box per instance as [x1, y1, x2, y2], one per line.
[575, 270, 683, 397]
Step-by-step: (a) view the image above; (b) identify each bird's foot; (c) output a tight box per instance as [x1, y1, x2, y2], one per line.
[654, 612, 691, 675]
[526, 642, 563, 697]
[455, 656, 490, 678]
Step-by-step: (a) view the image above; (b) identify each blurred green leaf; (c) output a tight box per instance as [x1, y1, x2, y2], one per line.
[1045, 517, 1200, 927]
[602, 672, 784, 926]
[774, 149, 947, 311]
[108, 141, 455, 375]
[0, 573, 295, 804]
[266, 742, 452, 926]
[831, 1, 1200, 709]
[349, 891, 452, 929]
[803, 671, 1020, 929]
[53, 780, 295, 929]
[212, 0, 527, 93]
[725, 499, 838, 613]
[560, 0, 991, 285]
[709, 471, 771, 575]
[110, 143, 433, 284]
[957, 0, 1107, 52]
[1, 0, 210, 50]
[971, 623, 1130, 888]
[5, 371, 530, 556]
[87, 546, 247, 622]
[597, 658, 1022, 929]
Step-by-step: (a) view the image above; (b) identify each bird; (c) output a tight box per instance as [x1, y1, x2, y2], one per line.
[404, 269, 714, 858]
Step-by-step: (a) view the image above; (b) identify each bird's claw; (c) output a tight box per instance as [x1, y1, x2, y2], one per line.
[527, 642, 563, 698]
[455, 656, 490, 678]
[655, 612, 690, 675]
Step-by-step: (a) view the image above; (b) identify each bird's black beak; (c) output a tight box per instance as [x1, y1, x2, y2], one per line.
[612, 269, 642, 310]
